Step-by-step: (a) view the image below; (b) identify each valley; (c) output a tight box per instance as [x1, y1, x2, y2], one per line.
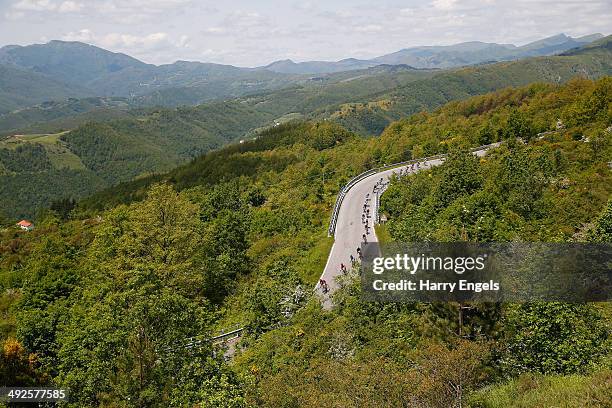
[1, 75, 610, 406]
[1, 36, 611, 219]
[0, 22, 610, 406]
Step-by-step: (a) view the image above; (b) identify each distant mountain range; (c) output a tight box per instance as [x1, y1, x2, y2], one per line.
[0, 41, 307, 113]
[264, 33, 604, 74]
[0, 33, 604, 115]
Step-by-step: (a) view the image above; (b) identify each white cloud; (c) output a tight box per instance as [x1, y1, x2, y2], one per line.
[177, 35, 189, 48]
[62, 28, 94, 42]
[204, 27, 226, 35]
[431, 0, 458, 10]
[93, 0, 195, 23]
[58, 1, 82, 13]
[4, 11, 24, 20]
[356, 24, 384, 34]
[9, 0, 82, 15]
[7, 0, 195, 23]
[226, 10, 265, 27]
[102, 32, 168, 48]
[13, 0, 57, 11]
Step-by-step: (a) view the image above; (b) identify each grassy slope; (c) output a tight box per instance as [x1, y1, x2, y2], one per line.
[9, 133, 85, 170]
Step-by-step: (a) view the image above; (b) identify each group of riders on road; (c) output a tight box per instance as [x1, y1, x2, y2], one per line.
[320, 162, 431, 295]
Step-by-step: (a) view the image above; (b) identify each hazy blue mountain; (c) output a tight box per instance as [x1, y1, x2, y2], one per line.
[0, 41, 306, 100]
[0, 40, 148, 86]
[574, 33, 606, 43]
[264, 58, 377, 74]
[372, 33, 604, 68]
[515, 33, 603, 56]
[264, 33, 605, 74]
[0, 63, 92, 114]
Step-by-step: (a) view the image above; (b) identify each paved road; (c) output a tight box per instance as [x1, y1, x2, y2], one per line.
[315, 147, 496, 308]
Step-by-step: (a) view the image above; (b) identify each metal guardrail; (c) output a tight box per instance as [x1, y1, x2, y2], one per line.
[170, 326, 244, 351]
[372, 180, 388, 226]
[327, 143, 500, 237]
[210, 327, 244, 343]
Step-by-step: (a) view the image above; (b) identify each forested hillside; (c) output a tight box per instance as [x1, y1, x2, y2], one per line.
[0, 97, 133, 135]
[0, 64, 434, 136]
[1, 37, 611, 219]
[0, 100, 283, 219]
[1, 77, 609, 406]
[328, 35, 612, 134]
[0, 64, 91, 114]
[0, 65, 437, 218]
[0, 40, 306, 106]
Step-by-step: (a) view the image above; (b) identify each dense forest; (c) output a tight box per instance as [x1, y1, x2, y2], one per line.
[0, 77, 610, 407]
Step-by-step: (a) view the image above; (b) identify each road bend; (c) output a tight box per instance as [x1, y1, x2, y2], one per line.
[316, 146, 496, 309]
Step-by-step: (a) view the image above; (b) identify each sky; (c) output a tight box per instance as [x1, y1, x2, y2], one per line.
[0, 0, 610, 67]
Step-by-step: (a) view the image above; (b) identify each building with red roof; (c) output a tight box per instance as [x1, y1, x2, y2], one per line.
[16, 220, 34, 231]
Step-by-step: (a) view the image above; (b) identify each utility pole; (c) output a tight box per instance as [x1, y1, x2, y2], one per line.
[458, 302, 463, 337]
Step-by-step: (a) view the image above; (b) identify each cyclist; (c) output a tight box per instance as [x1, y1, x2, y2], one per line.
[319, 279, 328, 293]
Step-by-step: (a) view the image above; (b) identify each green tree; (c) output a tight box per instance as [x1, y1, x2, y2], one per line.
[590, 200, 612, 242]
[490, 146, 547, 219]
[0, 211, 8, 227]
[504, 109, 534, 140]
[50, 198, 77, 221]
[53, 183, 229, 406]
[478, 123, 495, 145]
[500, 303, 607, 375]
[434, 149, 483, 209]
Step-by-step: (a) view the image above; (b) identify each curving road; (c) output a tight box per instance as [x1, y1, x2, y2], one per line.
[315, 145, 498, 308]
